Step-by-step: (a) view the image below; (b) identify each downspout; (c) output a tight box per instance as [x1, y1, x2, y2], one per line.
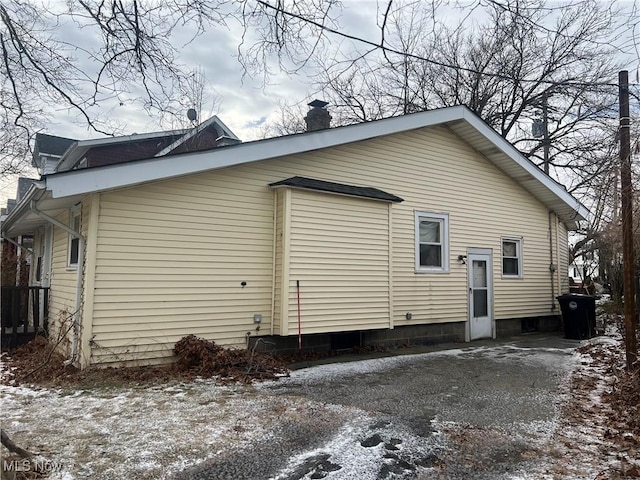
[548, 211, 556, 311]
[31, 201, 85, 365]
[555, 214, 561, 300]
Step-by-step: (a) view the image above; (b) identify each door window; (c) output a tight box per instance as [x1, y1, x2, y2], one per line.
[472, 260, 488, 317]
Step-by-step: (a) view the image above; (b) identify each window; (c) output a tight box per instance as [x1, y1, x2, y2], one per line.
[68, 209, 81, 268]
[502, 237, 522, 277]
[74, 158, 87, 170]
[415, 212, 449, 272]
[36, 257, 42, 281]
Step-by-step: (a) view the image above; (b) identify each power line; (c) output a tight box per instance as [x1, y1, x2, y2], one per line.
[256, 0, 639, 89]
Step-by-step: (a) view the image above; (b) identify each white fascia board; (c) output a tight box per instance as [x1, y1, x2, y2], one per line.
[459, 109, 590, 223]
[43, 104, 589, 225]
[45, 106, 467, 198]
[0, 182, 46, 236]
[212, 115, 240, 140]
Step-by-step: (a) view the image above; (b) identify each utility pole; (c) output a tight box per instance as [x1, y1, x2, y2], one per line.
[533, 92, 556, 310]
[619, 70, 637, 370]
[542, 92, 550, 175]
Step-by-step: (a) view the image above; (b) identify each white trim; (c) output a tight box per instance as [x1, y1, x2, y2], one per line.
[415, 211, 450, 273]
[37, 106, 588, 226]
[67, 207, 81, 268]
[501, 236, 524, 279]
[45, 107, 465, 198]
[56, 116, 239, 171]
[388, 203, 394, 329]
[55, 128, 191, 171]
[79, 194, 100, 368]
[42, 225, 53, 287]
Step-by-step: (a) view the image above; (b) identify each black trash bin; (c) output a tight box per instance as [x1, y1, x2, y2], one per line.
[556, 294, 597, 340]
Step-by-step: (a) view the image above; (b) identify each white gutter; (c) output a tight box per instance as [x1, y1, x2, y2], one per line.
[31, 201, 85, 365]
[0, 183, 46, 236]
[43, 106, 469, 199]
[42, 106, 590, 226]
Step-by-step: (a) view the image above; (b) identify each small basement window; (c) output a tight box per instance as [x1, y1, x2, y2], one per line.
[502, 237, 523, 278]
[415, 211, 449, 273]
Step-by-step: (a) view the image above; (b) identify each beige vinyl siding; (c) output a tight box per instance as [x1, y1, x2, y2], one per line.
[282, 189, 390, 334]
[259, 127, 557, 325]
[90, 179, 275, 365]
[558, 219, 570, 295]
[86, 124, 567, 365]
[47, 209, 83, 355]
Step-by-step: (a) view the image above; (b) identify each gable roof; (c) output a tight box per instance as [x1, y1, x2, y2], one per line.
[2, 105, 590, 237]
[17, 178, 36, 202]
[32, 133, 76, 167]
[55, 115, 239, 172]
[270, 176, 404, 203]
[154, 116, 239, 157]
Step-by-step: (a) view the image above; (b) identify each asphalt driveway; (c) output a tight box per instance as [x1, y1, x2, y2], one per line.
[175, 334, 581, 480]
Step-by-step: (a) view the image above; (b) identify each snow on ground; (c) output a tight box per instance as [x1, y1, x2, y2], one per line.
[261, 342, 579, 480]
[533, 327, 639, 479]
[258, 343, 574, 388]
[0, 333, 631, 479]
[271, 415, 446, 480]
[1, 379, 270, 478]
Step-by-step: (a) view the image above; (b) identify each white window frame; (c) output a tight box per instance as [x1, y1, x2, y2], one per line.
[501, 236, 523, 278]
[415, 211, 450, 273]
[67, 208, 81, 269]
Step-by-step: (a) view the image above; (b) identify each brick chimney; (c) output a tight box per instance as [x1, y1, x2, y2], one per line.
[304, 100, 331, 132]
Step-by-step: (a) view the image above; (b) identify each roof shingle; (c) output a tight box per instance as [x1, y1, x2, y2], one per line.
[269, 176, 404, 203]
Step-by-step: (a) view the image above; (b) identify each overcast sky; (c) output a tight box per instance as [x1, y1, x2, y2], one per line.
[3, 1, 386, 203]
[1, 0, 638, 205]
[29, 0, 640, 143]
[43, 0, 385, 142]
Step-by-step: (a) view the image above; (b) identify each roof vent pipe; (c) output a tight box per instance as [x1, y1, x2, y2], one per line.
[304, 100, 331, 132]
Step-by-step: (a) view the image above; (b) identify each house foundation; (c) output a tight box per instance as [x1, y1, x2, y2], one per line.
[251, 316, 562, 356]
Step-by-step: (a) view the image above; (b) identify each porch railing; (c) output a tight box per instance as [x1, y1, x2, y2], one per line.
[1, 286, 49, 348]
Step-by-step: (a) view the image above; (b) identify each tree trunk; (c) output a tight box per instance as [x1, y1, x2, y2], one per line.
[1, 429, 33, 458]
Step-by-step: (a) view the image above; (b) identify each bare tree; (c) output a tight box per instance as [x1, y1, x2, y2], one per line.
[257, 100, 307, 138]
[0, 0, 342, 177]
[312, 1, 630, 187]
[1, 0, 638, 199]
[159, 67, 222, 129]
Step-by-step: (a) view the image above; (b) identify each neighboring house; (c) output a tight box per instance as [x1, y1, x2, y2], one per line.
[1, 178, 38, 347]
[1, 105, 590, 368]
[32, 133, 76, 175]
[33, 115, 239, 174]
[570, 258, 586, 283]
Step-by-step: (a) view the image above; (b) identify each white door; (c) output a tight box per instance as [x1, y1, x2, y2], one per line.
[468, 252, 493, 340]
